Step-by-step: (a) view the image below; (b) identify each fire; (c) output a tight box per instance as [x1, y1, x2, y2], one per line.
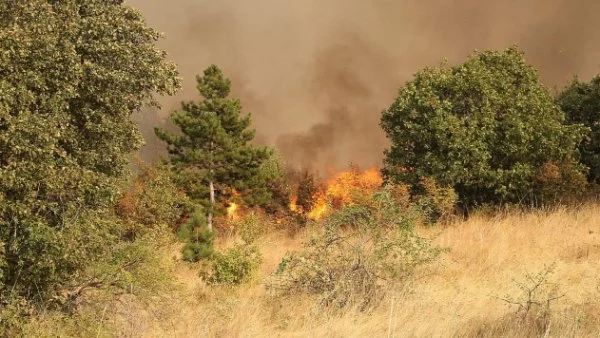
[326, 168, 383, 206]
[289, 195, 298, 212]
[227, 189, 241, 221]
[307, 191, 328, 221]
[227, 202, 238, 220]
[291, 167, 383, 221]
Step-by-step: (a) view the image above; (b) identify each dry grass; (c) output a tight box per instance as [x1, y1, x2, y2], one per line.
[113, 204, 600, 337]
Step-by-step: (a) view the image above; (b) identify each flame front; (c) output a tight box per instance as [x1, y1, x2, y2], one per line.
[307, 191, 328, 220]
[291, 168, 383, 221]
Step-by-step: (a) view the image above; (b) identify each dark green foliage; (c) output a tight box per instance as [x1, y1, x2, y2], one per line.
[381, 46, 586, 206]
[0, 0, 178, 303]
[178, 211, 215, 262]
[205, 244, 262, 285]
[558, 75, 600, 184]
[155, 65, 273, 222]
[295, 170, 319, 214]
[258, 152, 292, 214]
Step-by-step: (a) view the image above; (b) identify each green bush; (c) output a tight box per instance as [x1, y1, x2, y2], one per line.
[381, 46, 587, 207]
[116, 163, 192, 239]
[232, 212, 265, 244]
[269, 185, 442, 310]
[558, 75, 600, 184]
[256, 151, 292, 214]
[0, 297, 33, 337]
[1, 224, 176, 336]
[205, 245, 262, 285]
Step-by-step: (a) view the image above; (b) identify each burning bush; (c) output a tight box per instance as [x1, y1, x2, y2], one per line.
[269, 185, 443, 310]
[290, 166, 384, 221]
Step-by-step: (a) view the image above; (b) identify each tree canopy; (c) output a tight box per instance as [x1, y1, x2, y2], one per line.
[381, 46, 586, 206]
[558, 75, 600, 184]
[155, 65, 272, 229]
[0, 0, 179, 301]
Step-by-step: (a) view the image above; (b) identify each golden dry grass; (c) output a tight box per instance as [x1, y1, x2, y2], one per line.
[114, 204, 600, 337]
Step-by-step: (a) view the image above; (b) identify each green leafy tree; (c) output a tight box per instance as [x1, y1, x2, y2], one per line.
[558, 75, 600, 183]
[0, 1, 179, 302]
[381, 46, 586, 206]
[155, 65, 272, 230]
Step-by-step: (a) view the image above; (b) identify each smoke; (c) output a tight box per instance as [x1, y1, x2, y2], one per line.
[129, 0, 600, 174]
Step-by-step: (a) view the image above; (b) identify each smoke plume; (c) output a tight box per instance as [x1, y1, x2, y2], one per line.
[129, 0, 600, 174]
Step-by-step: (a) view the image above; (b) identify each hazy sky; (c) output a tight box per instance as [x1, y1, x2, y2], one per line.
[128, 0, 600, 174]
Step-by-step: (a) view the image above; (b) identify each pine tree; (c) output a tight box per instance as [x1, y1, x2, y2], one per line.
[155, 65, 272, 230]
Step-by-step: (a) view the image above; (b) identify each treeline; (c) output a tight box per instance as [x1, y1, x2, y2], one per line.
[1, 1, 600, 335]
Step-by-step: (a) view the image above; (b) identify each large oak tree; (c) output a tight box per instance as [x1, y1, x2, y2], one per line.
[0, 0, 179, 301]
[381, 47, 586, 206]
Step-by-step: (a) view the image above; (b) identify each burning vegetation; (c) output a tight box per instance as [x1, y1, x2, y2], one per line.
[290, 166, 384, 220]
[227, 189, 241, 221]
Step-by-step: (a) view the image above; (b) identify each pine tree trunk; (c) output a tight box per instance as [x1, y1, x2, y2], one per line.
[208, 140, 215, 231]
[208, 180, 215, 231]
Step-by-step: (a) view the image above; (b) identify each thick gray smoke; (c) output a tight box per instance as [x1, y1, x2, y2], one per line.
[129, 0, 600, 174]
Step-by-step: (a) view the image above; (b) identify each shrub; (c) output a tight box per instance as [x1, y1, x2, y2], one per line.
[414, 177, 458, 223]
[205, 245, 262, 285]
[2, 224, 177, 336]
[257, 151, 293, 214]
[116, 163, 192, 239]
[0, 297, 33, 336]
[498, 263, 564, 334]
[533, 160, 588, 205]
[232, 212, 265, 244]
[269, 185, 442, 310]
[381, 46, 586, 207]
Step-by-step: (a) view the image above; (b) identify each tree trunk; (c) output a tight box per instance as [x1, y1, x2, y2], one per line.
[208, 180, 215, 231]
[208, 140, 215, 231]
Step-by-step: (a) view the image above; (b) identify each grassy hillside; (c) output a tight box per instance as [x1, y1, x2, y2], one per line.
[40, 203, 597, 337]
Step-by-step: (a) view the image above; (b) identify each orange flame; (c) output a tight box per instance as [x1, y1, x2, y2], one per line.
[289, 195, 298, 213]
[227, 202, 238, 220]
[307, 191, 328, 221]
[290, 168, 383, 221]
[227, 189, 241, 221]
